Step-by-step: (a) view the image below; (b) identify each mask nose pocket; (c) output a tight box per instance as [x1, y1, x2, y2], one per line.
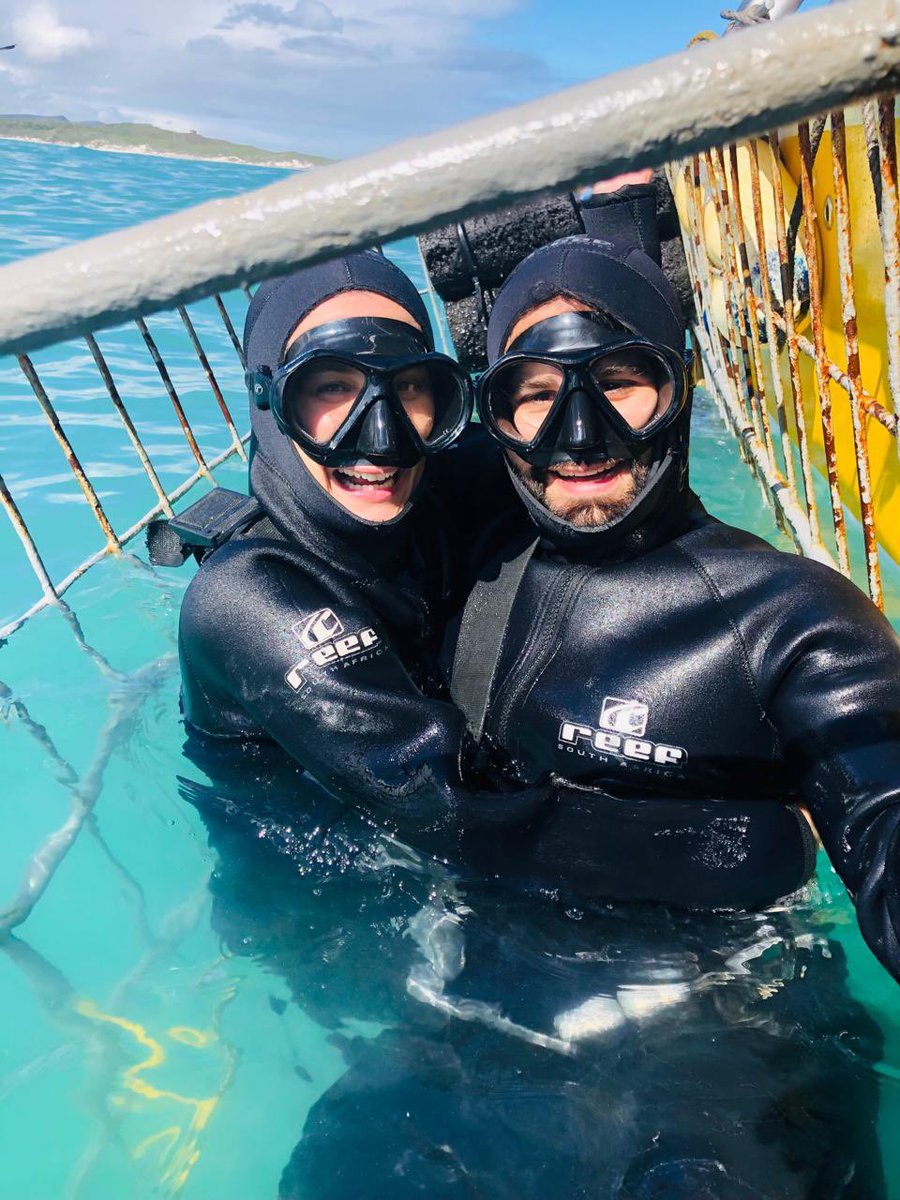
[556, 390, 605, 454]
[355, 398, 402, 458]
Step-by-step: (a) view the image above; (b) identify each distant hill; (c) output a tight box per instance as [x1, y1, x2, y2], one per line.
[0, 115, 332, 169]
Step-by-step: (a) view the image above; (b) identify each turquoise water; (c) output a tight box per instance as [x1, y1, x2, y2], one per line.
[1, 139, 899, 1197]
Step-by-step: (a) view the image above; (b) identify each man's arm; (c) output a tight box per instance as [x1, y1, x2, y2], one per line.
[767, 568, 900, 980]
[179, 540, 546, 858]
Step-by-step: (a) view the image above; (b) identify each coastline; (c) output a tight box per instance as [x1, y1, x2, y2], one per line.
[0, 133, 315, 171]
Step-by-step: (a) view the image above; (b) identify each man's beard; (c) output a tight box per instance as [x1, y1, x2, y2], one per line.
[510, 455, 651, 528]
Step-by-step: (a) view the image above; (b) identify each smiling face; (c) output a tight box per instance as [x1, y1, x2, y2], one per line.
[502, 296, 651, 528]
[285, 291, 433, 522]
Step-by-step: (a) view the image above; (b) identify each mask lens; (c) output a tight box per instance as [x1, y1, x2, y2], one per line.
[589, 348, 675, 432]
[282, 357, 366, 445]
[484, 359, 565, 445]
[391, 360, 470, 449]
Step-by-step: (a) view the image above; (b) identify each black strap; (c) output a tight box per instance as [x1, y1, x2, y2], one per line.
[146, 488, 265, 566]
[450, 534, 537, 742]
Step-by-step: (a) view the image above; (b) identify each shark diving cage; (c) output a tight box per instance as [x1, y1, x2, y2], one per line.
[1, 0, 900, 646]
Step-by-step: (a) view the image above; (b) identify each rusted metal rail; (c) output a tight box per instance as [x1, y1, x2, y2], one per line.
[1, 293, 251, 643]
[671, 93, 900, 609]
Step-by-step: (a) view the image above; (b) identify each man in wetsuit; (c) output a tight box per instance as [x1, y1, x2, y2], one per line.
[462, 233, 900, 979]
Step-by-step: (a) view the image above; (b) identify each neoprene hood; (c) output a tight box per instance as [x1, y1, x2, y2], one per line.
[242, 252, 435, 564]
[485, 236, 693, 559]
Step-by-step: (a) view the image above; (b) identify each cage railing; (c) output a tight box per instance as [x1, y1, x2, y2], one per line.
[670, 90, 900, 610]
[0, 0, 898, 643]
[1, 287, 253, 642]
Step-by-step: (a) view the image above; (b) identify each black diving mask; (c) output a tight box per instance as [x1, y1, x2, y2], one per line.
[249, 316, 473, 468]
[477, 311, 691, 467]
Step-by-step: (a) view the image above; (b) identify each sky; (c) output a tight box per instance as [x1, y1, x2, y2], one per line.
[1, 0, 830, 159]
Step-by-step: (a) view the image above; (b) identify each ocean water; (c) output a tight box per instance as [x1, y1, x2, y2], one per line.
[1, 138, 899, 1199]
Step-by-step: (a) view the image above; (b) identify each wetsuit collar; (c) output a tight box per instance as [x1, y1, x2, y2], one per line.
[250, 407, 418, 578]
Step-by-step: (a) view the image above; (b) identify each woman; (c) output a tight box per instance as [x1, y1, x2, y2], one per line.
[178, 249, 545, 855]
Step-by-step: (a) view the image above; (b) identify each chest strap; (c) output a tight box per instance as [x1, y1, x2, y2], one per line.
[450, 533, 538, 742]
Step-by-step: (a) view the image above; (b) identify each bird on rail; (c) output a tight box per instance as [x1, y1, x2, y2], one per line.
[721, 0, 805, 29]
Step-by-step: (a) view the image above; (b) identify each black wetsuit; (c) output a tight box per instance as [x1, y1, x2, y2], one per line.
[462, 494, 900, 978]
[274, 485, 893, 1200]
[178, 425, 539, 859]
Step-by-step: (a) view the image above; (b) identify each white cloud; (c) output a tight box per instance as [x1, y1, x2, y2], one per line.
[2, 0, 551, 157]
[13, 4, 93, 62]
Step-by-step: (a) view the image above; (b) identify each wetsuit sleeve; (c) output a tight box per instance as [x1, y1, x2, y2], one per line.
[766, 569, 900, 981]
[178, 542, 546, 857]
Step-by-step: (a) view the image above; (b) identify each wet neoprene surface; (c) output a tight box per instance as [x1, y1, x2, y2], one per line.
[456, 498, 900, 979]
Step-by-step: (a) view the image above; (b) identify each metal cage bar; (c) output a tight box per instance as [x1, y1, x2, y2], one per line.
[672, 99, 900, 609]
[1, 0, 898, 360]
[17, 354, 121, 552]
[830, 109, 884, 606]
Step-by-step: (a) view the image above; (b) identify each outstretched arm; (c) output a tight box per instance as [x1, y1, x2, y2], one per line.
[769, 571, 900, 981]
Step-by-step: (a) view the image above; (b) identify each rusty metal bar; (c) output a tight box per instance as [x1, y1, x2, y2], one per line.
[694, 316, 834, 565]
[725, 142, 778, 466]
[875, 95, 900, 440]
[177, 304, 247, 461]
[0, 435, 250, 643]
[84, 333, 174, 518]
[767, 128, 822, 540]
[0, 655, 172, 934]
[680, 157, 728, 386]
[16, 354, 121, 552]
[830, 109, 884, 607]
[744, 297, 900, 436]
[2, 0, 899, 360]
[134, 316, 213, 481]
[745, 139, 798, 492]
[681, 160, 720, 367]
[705, 149, 764, 444]
[797, 120, 852, 574]
[213, 293, 246, 368]
[0, 470, 59, 605]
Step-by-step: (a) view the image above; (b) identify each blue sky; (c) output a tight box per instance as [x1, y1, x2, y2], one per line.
[1, 0, 830, 158]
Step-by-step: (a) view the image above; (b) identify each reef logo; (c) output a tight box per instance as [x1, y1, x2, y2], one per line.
[598, 696, 649, 737]
[558, 695, 687, 769]
[285, 607, 382, 692]
[295, 606, 344, 650]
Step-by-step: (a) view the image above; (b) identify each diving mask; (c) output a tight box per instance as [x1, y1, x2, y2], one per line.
[477, 312, 691, 467]
[249, 317, 473, 468]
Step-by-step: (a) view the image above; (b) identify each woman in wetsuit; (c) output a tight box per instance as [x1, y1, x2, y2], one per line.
[178, 250, 543, 855]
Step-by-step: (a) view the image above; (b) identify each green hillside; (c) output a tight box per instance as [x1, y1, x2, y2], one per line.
[0, 115, 331, 169]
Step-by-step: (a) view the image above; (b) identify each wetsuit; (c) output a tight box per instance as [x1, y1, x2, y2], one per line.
[179, 250, 541, 862]
[467, 497, 900, 936]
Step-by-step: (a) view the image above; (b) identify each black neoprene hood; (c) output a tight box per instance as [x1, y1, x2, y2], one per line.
[241, 251, 437, 564]
[486, 236, 684, 363]
[485, 236, 693, 559]
[244, 250, 433, 373]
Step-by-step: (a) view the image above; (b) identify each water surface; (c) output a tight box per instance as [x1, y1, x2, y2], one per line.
[1, 138, 898, 1198]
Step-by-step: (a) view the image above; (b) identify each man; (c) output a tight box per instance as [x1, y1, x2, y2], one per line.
[462, 233, 900, 974]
